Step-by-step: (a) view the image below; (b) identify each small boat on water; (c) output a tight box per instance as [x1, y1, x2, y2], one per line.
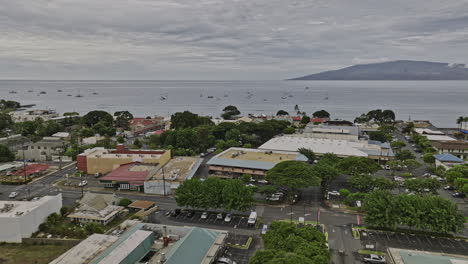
[9, 90, 17, 94]
[92, 92, 98, 95]
[305, 86, 310, 90]
[207, 96, 214, 98]
[67, 94, 72, 97]
[27, 89, 33, 92]
[281, 96, 287, 99]
[75, 94, 83, 98]
[160, 96, 166, 100]
[57, 89, 63, 92]
[39, 91, 46, 94]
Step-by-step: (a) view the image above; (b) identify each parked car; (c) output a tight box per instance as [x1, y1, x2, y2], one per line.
[266, 196, 281, 201]
[247, 212, 257, 226]
[94, 173, 102, 178]
[452, 192, 466, 198]
[363, 254, 386, 263]
[78, 180, 88, 187]
[8, 192, 18, 199]
[328, 191, 340, 196]
[224, 213, 233, 223]
[200, 152, 208, 157]
[423, 173, 431, 177]
[217, 213, 225, 220]
[443, 186, 455, 191]
[201, 212, 209, 219]
[31, 197, 40, 201]
[217, 257, 236, 264]
[385, 165, 391, 170]
[170, 209, 181, 217]
[186, 210, 194, 218]
[257, 180, 269, 184]
[261, 224, 268, 235]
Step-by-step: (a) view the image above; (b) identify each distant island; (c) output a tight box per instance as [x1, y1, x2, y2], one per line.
[290, 60, 468, 80]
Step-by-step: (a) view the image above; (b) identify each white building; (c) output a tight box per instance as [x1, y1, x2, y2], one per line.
[10, 109, 59, 122]
[0, 194, 62, 242]
[302, 124, 361, 141]
[259, 136, 394, 161]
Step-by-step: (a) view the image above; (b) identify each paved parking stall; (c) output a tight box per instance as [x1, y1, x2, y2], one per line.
[168, 210, 257, 230]
[359, 230, 468, 256]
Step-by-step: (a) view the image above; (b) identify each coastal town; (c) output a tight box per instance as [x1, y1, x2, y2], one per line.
[0, 98, 467, 264]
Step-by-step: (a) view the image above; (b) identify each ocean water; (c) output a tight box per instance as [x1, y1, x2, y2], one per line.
[0, 80, 467, 128]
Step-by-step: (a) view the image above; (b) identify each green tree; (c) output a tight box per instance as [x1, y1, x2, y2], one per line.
[298, 148, 316, 163]
[403, 159, 421, 170]
[395, 150, 416, 161]
[266, 161, 321, 190]
[222, 105, 241, 120]
[222, 179, 254, 212]
[0, 112, 13, 131]
[0, 144, 15, 162]
[390, 141, 406, 152]
[241, 174, 252, 183]
[283, 127, 295, 134]
[114, 111, 134, 130]
[311, 162, 340, 194]
[339, 189, 351, 197]
[300, 115, 310, 124]
[347, 174, 374, 192]
[117, 136, 125, 144]
[363, 190, 398, 229]
[337, 156, 380, 175]
[133, 138, 142, 148]
[368, 130, 390, 142]
[118, 198, 133, 207]
[79, 127, 95, 137]
[84, 222, 104, 234]
[82, 110, 114, 127]
[312, 110, 330, 118]
[422, 153, 435, 164]
[276, 110, 289, 116]
[171, 111, 214, 129]
[60, 206, 70, 216]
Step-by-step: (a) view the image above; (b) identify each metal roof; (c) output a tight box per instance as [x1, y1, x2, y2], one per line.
[165, 227, 220, 264]
[433, 153, 463, 163]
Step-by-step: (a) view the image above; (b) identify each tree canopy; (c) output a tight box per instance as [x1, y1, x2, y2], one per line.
[312, 110, 330, 118]
[363, 190, 465, 233]
[249, 221, 329, 264]
[175, 177, 253, 211]
[337, 156, 380, 175]
[82, 110, 114, 127]
[276, 110, 289, 116]
[170, 111, 214, 129]
[266, 160, 321, 190]
[114, 111, 134, 130]
[0, 144, 15, 162]
[222, 105, 241, 120]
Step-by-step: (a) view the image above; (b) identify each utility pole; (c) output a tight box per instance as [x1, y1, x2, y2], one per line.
[162, 167, 166, 196]
[22, 143, 27, 182]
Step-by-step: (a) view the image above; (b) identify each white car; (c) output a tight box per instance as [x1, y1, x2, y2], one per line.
[201, 212, 209, 220]
[217, 257, 236, 264]
[261, 224, 268, 235]
[8, 192, 19, 198]
[363, 254, 386, 263]
[328, 191, 340, 196]
[257, 180, 269, 184]
[78, 180, 88, 187]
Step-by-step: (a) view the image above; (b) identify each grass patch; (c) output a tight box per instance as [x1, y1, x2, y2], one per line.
[228, 237, 253, 249]
[352, 229, 360, 239]
[279, 219, 320, 225]
[358, 249, 385, 256]
[0, 243, 73, 264]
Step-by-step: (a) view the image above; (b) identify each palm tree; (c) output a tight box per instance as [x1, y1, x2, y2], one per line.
[456, 116, 464, 131]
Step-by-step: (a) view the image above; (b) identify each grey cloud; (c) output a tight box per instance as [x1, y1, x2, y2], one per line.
[0, 0, 467, 79]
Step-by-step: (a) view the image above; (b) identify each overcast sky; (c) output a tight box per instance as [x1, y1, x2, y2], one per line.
[1, 0, 467, 80]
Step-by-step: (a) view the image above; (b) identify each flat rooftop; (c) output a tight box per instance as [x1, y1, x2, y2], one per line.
[152, 156, 198, 181]
[0, 195, 57, 218]
[99, 162, 159, 185]
[50, 234, 118, 264]
[208, 147, 306, 170]
[219, 148, 299, 163]
[259, 136, 370, 157]
[80, 147, 166, 159]
[98, 230, 153, 264]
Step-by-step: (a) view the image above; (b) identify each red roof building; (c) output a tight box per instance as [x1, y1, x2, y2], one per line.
[98, 162, 159, 191]
[311, 117, 329, 123]
[128, 117, 164, 135]
[292, 116, 302, 121]
[12, 164, 49, 176]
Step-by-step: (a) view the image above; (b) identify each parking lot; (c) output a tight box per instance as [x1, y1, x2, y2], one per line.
[167, 210, 258, 230]
[359, 229, 468, 256]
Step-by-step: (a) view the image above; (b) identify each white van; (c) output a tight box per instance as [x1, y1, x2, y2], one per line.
[247, 211, 257, 226]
